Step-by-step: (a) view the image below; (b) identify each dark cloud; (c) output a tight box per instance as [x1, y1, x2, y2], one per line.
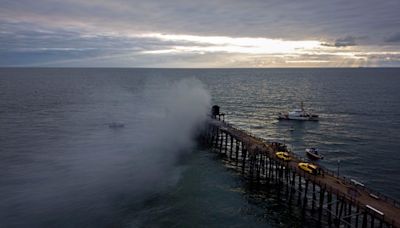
[1, 0, 400, 39]
[385, 32, 400, 43]
[334, 36, 357, 47]
[322, 36, 357, 47]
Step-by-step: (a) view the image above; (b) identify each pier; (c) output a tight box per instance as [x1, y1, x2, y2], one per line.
[200, 112, 400, 227]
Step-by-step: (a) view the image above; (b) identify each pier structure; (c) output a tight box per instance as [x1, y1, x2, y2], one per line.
[201, 117, 400, 228]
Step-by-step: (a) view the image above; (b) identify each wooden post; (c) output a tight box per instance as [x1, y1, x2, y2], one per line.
[335, 194, 340, 220]
[256, 154, 261, 183]
[224, 131, 228, 154]
[268, 158, 273, 182]
[370, 215, 375, 228]
[285, 168, 290, 199]
[317, 187, 326, 227]
[347, 202, 352, 227]
[214, 128, 219, 148]
[211, 128, 215, 145]
[235, 140, 239, 165]
[249, 153, 254, 180]
[343, 203, 348, 227]
[285, 165, 289, 185]
[219, 130, 223, 153]
[277, 164, 282, 200]
[274, 161, 278, 183]
[262, 155, 267, 177]
[355, 204, 360, 228]
[230, 135, 233, 158]
[288, 172, 296, 206]
[242, 146, 247, 174]
[301, 180, 310, 222]
[311, 181, 316, 214]
[337, 196, 345, 227]
[328, 191, 333, 227]
[361, 211, 368, 228]
[209, 127, 213, 145]
[270, 160, 274, 182]
[298, 175, 303, 205]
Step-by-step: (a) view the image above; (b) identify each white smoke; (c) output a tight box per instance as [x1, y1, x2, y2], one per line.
[0, 78, 211, 227]
[125, 77, 211, 192]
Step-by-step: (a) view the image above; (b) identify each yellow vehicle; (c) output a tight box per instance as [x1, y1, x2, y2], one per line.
[275, 152, 292, 161]
[298, 162, 320, 175]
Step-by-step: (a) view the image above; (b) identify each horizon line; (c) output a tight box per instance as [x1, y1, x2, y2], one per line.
[1, 66, 400, 69]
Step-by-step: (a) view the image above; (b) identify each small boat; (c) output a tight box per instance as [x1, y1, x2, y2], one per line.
[108, 122, 125, 128]
[305, 148, 324, 160]
[278, 102, 318, 121]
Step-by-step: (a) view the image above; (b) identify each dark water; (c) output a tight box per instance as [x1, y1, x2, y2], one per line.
[0, 68, 399, 227]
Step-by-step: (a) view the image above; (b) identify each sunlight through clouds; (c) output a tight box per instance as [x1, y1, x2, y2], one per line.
[135, 33, 377, 67]
[139, 33, 322, 54]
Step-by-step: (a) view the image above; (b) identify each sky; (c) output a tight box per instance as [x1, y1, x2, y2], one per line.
[1, 0, 400, 67]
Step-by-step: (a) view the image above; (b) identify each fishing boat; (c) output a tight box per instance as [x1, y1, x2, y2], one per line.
[278, 102, 319, 121]
[305, 148, 324, 160]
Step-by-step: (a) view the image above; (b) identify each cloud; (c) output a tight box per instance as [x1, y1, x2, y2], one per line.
[1, 0, 400, 66]
[385, 32, 400, 43]
[322, 36, 357, 47]
[2, 0, 400, 40]
[334, 36, 357, 47]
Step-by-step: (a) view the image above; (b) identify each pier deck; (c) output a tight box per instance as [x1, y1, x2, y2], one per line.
[204, 118, 400, 227]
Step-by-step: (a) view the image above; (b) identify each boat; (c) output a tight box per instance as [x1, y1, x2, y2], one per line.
[305, 148, 324, 160]
[108, 122, 125, 128]
[278, 102, 318, 121]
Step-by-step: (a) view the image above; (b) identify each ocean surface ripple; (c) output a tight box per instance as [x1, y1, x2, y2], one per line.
[0, 68, 399, 227]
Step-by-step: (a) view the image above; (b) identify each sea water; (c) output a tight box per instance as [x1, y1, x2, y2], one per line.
[0, 68, 399, 227]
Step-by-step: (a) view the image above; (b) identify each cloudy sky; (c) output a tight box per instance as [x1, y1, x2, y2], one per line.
[1, 0, 400, 67]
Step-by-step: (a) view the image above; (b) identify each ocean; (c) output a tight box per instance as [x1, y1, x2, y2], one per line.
[0, 68, 399, 227]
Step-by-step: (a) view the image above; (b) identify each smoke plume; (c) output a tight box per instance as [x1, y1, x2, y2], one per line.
[0, 77, 211, 227]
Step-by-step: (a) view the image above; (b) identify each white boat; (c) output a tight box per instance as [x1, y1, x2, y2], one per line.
[278, 102, 318, 121]
[305, 148, 324, 160]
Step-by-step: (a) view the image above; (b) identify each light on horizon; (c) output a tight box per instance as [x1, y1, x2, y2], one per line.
[139, 33, 323, 55]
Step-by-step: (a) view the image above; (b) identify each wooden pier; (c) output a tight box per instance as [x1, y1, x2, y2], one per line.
[200, 116, 400, 228]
